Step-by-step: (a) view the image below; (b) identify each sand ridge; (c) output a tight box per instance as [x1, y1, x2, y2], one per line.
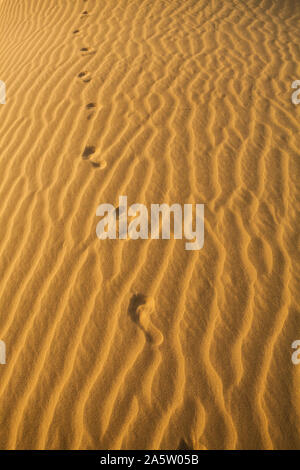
[0, 0, 300, 450]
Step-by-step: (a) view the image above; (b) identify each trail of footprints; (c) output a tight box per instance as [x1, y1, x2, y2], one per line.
[73, 2, 157, 344]
[75, 1, 103, 169]
[74, 2, 156, 345]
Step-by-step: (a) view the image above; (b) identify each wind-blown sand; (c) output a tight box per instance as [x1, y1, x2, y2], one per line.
[0, 0, 300, 450]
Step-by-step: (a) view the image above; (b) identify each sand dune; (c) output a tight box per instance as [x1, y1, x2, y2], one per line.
[0, 0, 300, 450]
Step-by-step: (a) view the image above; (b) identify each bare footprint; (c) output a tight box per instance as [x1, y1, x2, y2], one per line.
[128, 294, 148, 336]
[128, 294, 162, 345]
[86, 103, 96, 120]
[78, 71, 92, 83]
[90, 159, 106, 170]
[81, 48, 96, 57]
[178, 439, 193, 450]
[82, 145, 96, 160]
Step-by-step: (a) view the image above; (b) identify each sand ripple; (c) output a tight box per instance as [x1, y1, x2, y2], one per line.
[0, 0, 300, 450]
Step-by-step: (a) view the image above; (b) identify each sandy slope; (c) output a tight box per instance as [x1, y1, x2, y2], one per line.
[0, 0, 300, 450]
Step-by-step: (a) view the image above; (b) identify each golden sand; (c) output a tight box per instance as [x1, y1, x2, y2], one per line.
[0, 0, 300, 450]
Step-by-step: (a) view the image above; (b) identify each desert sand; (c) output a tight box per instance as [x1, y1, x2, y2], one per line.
[0, 0, 300, 450]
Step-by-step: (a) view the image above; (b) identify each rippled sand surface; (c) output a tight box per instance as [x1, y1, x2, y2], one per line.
[0, 0, 300, 449]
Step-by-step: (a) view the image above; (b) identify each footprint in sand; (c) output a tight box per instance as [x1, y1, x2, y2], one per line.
[82, 145, 96, 160]
[90, 160, 107, 170]
[86, 103, 96, 121]
[82, 145, 106, 170]
[177, 439, 193, 451]
[128, 294, 162, 345]
[86, 102, 96, 109]
[80, 47, 96, 57]
[78, 71, 92, 83]
[80, 11, 91, 20]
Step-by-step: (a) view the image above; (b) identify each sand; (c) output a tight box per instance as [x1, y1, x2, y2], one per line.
[0, 0, 300, 450]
